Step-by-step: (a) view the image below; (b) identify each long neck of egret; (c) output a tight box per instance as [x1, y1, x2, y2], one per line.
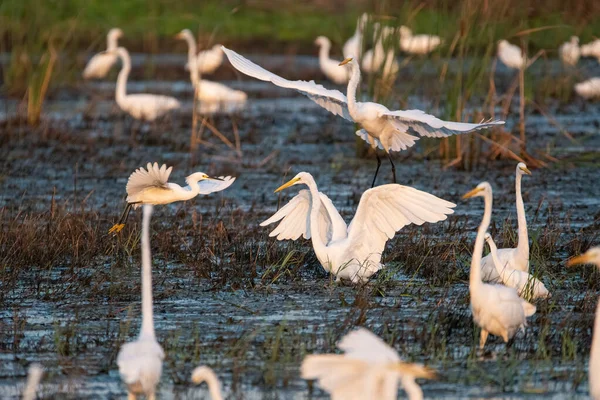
[183, 33, 201, 87]
[486, 235, 506, 279]
[199, 369, 224, 400]
[515, 170, 529, 260]
[318, 41, 330, 67]
[107, 31, 119, 51]
[115, 48, 130, 103]
[591, 300, 600, 398]
[345, 60, 361, 118]
[470, 189, 492, 291]
[140, 204, 156, 339]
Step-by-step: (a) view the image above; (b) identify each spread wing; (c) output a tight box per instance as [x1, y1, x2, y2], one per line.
[338, 328, 400, 363]
[126, 162, 172, 197]
[260, 189, 347, 244]
[222, 46, 352, 121]
[198, 176, 236, 195]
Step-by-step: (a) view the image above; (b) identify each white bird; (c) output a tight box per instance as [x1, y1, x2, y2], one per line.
[480, 163, 531, 282]
[315, 36, 349, 84]
[191, 366, 224, 400]
[176, 30, 247, 104]
[567, 247, 600, 400]
[184, 44, 224, 75]
[399, 26, 442, 55]
[361, 24, 391, 74]
[497, 40, 525, 69]
[111, 47, 180, 121]
[82, 28, 123, 79]
[575, 77, 600, 99]
[343, 13, 368, 60]
[221, 46, 503, 186]
[22, 364, 43, 400]
[463, 182, 536, 349]
[117, 205, 164, 400]
[580, 39, 600, 62]
[559, 36, 580, 66]
[301, 328, 436, 400]
[484, 232, 550, 300]
[260, 171, 455, 283]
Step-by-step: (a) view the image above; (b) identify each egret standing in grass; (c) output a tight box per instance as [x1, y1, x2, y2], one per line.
[398, 26, 442, 55]
[185, 44, 224, 75]
[82, 28, 123, 79]
[343, 13, 368, 60]
[221, 47, 502, 187]
[22, 364, 43, 400]
[315, 36, 349, 84]
[191, 366, 224, 400]
[559, 36, 580, 66]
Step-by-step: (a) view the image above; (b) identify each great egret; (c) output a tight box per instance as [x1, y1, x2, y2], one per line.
[221, 46, 502, 186]
[184, 44, 224, 75]
[497, 40, 525, 69]
[301, 328, 436, 400]
[111, 47, 180, 121]
[559, 36, 580, 66]
[315, 36, 349, 84]
[22, 364, 43, 400]
[343, 13, 368, 60]
[567, 247, 600, 400]
[581, 39, 600, 62]
[575, 78, 600, 99]
[176, 30, 247, 104]
[109, 162, 235, 233]
[398, 26, 442, 55]
[191, 366, 224, 400]
[117, 205, 164, 400]
[260, 172, 455, 283]
[463, 182, 536, 349]
[82, 28, 123, 79]
[362, 26, 399, 81]
[480, 163, 531, 282]
[361, 23, 387, 73]
[484, 233, 550, 300]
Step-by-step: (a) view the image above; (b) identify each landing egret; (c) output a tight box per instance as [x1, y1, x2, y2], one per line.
[82, 28, 123, 79]
[315, 36, 349, 84]
[176, 30, 247, 104]
[480, 163, 531, 282]
[301, 328, 436, 400]
[485, 232, 550, 300]
[184, 44, 224, 75]
[221, 47, 502, 186]
[260, 172, 455, 283]
[109, 162, 235, 233]
[567, 247, 600, 400]
[559, 36, 580, 66]
[343, 13, 368, 60]
[497, 40, 525, 69]
[399, 26, 442, 55]
[581, 39, 600, 62]
[117, 205, 164, 400]
[22, 364, 43, 400]
[575, 78, 600, 99]
[191, 366, 224, 400]
[111, 47, 180, 121]
[463, 182, 536, 349]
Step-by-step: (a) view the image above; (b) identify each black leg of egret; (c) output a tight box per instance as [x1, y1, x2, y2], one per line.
[371, 152, 382, 188]
[387, 153, 396, 183]
[108, 203, 133, 234]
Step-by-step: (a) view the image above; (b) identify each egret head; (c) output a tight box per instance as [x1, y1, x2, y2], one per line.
[109, 28, 123, 39]
[462, 182, 491, 199]
[186, 172, 222, 183]
[274, 172, 312, 193]
[339, 57, 354, 67]
[389, 362, 437, 380]
[315, 36, 330, 47]
[567, 247, 600, 268]
[213, 44, 224, 53]
[517, 162, 531, 176]
[571, 36, 579, 44]
[497, 39, 509, 49]
[175, 29, 193, 40]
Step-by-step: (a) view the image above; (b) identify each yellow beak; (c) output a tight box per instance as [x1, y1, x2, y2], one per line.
[339, 57, 353, 66]
[567, 253, 593, 267]
[520, 166, 532, 175]
[391, 362, 437, 380]
[274, 177, 300, 193]
[462, 187, 483, 199]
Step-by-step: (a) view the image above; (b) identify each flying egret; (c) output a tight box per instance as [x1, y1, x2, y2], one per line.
[575, 78, 600, 99]
[176, 30, 247, 104]
[567, 247, 600, 400]
[580, 39, 600, 62]
[480, 163, 532, 282]
[221, 47, 502, 187]
[22, 364, 43, 400]
[399, 26, 442, 55]
[301, 328, 436, 400]
[315, 36, 349, 84]
[463, 182, 536, 349]
[260, 172, 455, 283]
[109, 162, 235, 233]
[111, 47, 180, 121]
[559, 36, 580, 66]
[117, 205, 164, 400]
[191, 366, 224, 400]
[184, 44, 225, 75]
[343, 13, 368, 60]
[484, 232, 550, 300]
[497, 40, 525, 69]
[82, 28, 123, 79]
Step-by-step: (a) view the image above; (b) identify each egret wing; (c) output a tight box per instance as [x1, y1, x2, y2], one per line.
[198, 176, 236, 195]
[126, 162, 173, 196]
[338, 328, 400, 363]
[301, 354, 369, 398]
[222, 47, 352, 121]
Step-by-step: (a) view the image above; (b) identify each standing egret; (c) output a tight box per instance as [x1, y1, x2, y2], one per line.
[581, 39, 600, 62]
[176, 30, 247, 104]
[109, 162, 235, 233]
[111, 47, 180, 121]
[485, 233, 550, 300]
[575, 78, 600, 99]
[301, 328, 436, 400]
[480, 163, 532, 282]
[82, 28, 123, 79]
[463, 182, 536, 349]
[315, 36, 349, 84]
[567, 247, 600, 400]
[117, 205, 164, 400]
[362, 23, 388, 74]
[559, 36, 580, 66]
[399, 26, 442, 55]
[260, 172, 455, 283]
[191, 366, 224, 400]
[343, 13, 368, 60]
[22, 364, 43, 400]
[497, 40, 525, 69]
[221, 47, 502, 186]
[185, 44, 224, 75]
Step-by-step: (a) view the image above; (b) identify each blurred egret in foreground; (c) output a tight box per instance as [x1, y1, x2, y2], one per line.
[575, 78, 600, 99]
[463, 182, 536, 349]
[260, 172, 455, 283]
[301, 328, 436, 400]
[22, 364, 43, 400]
[559, 36, 580, 66]
[185, 44, 224, 75]
[222, 47, 502, 187]
[343, 13, 368, 60]
[117, 205, 164, 400]
[399, 26, 442, 55]
[109, 162, 235, 233]
[191, 366, 224, 400]
[581, 39, 600, 62]
[315, 36, 349, 84]
[82, 28, 123, 79]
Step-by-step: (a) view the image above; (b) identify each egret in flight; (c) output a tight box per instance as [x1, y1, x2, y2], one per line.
[117, 205, 164, 400]
[302, 328, 436, 400]
[191, 366, 224, 400]
[82, 28, 123, 79]
[315, 36, 349, 84]
[343, 13, 368, 60]
[221, 47, 502, 187]
[22, 364, 43, 400]
[399, 26, 442, 55]
[260, 172, 455, 283]
[559, 36, 580, 66]
[109, 162, 235, 233]
[463, 182, 536, 349]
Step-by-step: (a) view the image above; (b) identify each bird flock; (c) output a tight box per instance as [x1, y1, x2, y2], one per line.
[20, 17, 600, 400]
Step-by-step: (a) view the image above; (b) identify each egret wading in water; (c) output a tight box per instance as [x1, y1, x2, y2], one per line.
[22, 364, 43, 400]
[301, 328, 436, 400]
[567, 247, 600, 400]
[463, 182, 536, 349]
[117, 205, 164, 400]
[343, 13, 368, 60]
[109, 162, 235, 233]
[221, 47, 502, 187]
[315, 36, 349, 84]
[82, 28, 123, 79]
[191, 366, 224, 400]
[260, 172, 455, 283]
